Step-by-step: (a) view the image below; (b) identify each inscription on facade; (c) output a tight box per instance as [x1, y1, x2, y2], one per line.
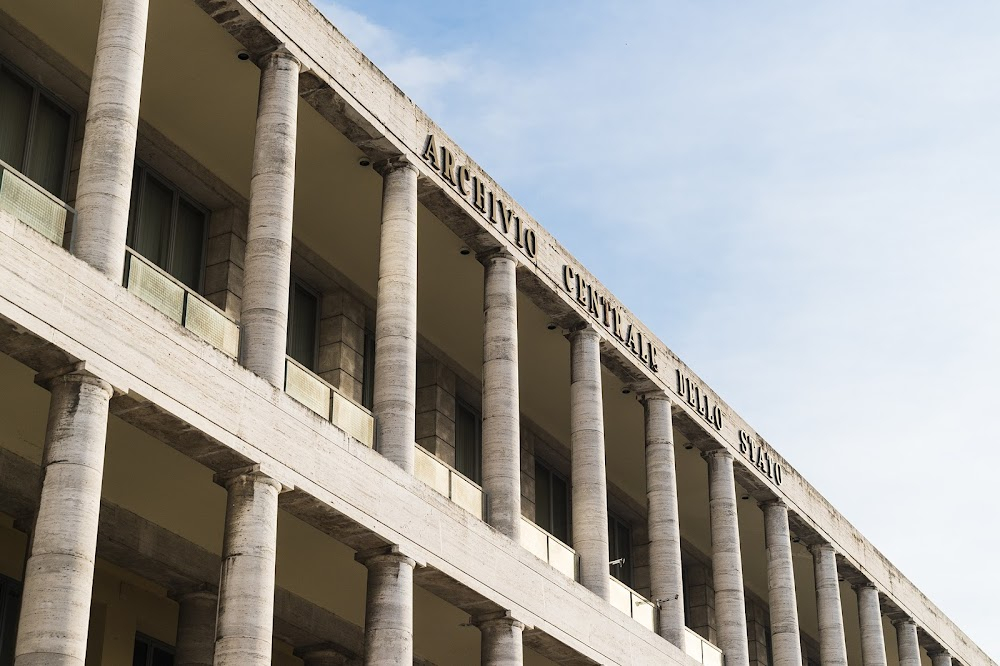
[561, 265, 659, 372]
[676, 370, 723, 430]
[421, 134, 537, 260]
[738, 429, 784, 486]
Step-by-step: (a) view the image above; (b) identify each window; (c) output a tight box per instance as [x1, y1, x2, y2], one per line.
[286, 278, 319, 370]
[455, 400, 482, 484]
[361, 327, 375, 409]
[535, 460, 570, 543]
[0, 60, 73, 198]
[132, 634, 174, 666]
[0, 574, 21, 666]
[126, 164, 208, 291]
[608, 512, 633, 586]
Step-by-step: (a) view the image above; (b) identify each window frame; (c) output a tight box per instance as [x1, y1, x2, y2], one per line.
[126, 161, 210, 293]
[361, 325, 375, 409]
[0, 56, 76, 200]
[286, 275, 321, 371]
[534, 459, 571, 544]
[454, 398, 482, 485]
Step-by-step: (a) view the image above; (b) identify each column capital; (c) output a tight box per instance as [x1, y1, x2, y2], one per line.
[808, 541, 837, 556]
[212, 464, 292, 492]
[256, 44, 303, 71]
[927, 648, 952, 658]
[476, 246, 517, 264]
[374, 155, 419, 177]
[701, 447, 734, 463]
[293, 644, 350, 665]
[758, 498, 787, 511]
[34, 362, 114, 397]
[354, 544, 420, 568]
[470, 610, 527, 631]
[852, 580, 878, 592]
[567, 321, 600, 340]
[638, 390, 671, 404]
[891, 616, 916, 628]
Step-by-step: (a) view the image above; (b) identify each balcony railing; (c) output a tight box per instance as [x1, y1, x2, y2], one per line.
[124, 250, 240, 358]
[683, 627, 725, 666]
[0, 159, 75, 245]
[519, 517, 579, 581]
[609, 577, 658, 632]
[413, 445, 485, 519]
[283, 357, 375, 448]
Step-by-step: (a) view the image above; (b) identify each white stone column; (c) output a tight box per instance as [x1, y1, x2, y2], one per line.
[213, 469, 283, 666]
[855, 582, 888, 666]
[480, 248, 520, 539]
[372, 159, 419, 473]
[809, 543, 848, 666]
[474, 612, 524, 666]
[641, 392, 684, 647]
[929, 649, 952, 666]
[761, 500, 802, 666]
[174, 590, 217, 666]
[357, 547, 415, 666]
[703, 449, 750, 666]
[15, 370, 113, 666]
[296, 647, 349, 666]
[894, 618, 921, 666]
[71, 0, 149, 279]
[568, 325, 611, 601]
[240, 48, 301, 386]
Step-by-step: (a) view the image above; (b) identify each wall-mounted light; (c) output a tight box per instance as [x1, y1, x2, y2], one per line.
[684, 443, 694, 450]
[236, 50, 251, 61]
[741, 494, 750, 500]
[546, 322, 558, 331]
[621, 388, 631, 395]
[358, 156, 372, 168]
[458, 246, 471, 256]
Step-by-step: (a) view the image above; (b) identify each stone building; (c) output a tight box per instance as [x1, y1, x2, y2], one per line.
[0, 1, 991, 665]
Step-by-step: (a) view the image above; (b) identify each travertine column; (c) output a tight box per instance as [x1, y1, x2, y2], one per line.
[809, 543, 848, 666]
[71, 0, 149, 279]
[474, 613, 524, 666]
[296, 647, 349, 666]
[855, 582, 888, 666]
[174, 590, 217, 666]
[929, 650, 953, 666]
[642, 393, 684, 647]
[357, 548, 415, 665]
[481, 248, 521, 539]
[372, 159, 419, 472]
[240, 48, 301, 386]
[569, 325, 611, 601]
[761, 500, 802, 666]
[703, 449, 750, 666]
[894, 618, 921, 666]
[213, 470, 283, 666]
[15, 371, 113, 666]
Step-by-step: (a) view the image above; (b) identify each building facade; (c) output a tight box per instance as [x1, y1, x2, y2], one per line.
[0, 1, 992, 665]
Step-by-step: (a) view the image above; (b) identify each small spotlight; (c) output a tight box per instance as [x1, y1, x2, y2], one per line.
[621, 388, 631, 395]
[741, 494, 750, 500]
[358, 156, 372, 168]
[459, 246, 471, 256]
[792, 536, 801, 543]
[236, 50, 251, 61]
[684, 443, 694, 450]
[546, 322, 557, 331]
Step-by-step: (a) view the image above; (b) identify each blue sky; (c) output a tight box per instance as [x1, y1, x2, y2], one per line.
[318, 1, 1000, 658]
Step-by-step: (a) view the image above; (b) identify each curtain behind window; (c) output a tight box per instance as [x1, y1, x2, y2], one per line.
[0, 68, 31, 170]
[26, 95, 71, 195]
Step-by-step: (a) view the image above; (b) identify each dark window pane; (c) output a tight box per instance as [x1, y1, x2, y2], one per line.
[151, 646, 174, 666]
[287, 283, 318, 369]
[132, 640, 149, 666]
[0, 583, 21, 666]
[134, 174, 173, 270]
[25, 95, 70, 196]
[455, 402, 481, 484]
[534, 462, 551, 534]
[0, 68, 32, 170]
[170, 198, 205, 291]
[551, 474, 569, 542]
[609, 514, 633, 585]
[361, 328, 375, 409]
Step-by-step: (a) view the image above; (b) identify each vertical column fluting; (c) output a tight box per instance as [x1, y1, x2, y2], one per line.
[71, 0, 149, 279]
[213, 470, 283, 666]
[568, 325, 611, 601]
[761, 500, 802, 666]
[704, 449, 750, 666]
[894, 618, 921, 666]
[855, 582, 888, 666]
[239, 48, 301, 385]
[642, 393, 685, 647]
[372, 159, 419, 472]
[357, 549, 415, 666]
[174, 590, 217, 666]
[15, 371, 113, 666]
[809, 543, 848, 666]
[480, 249, 521, 539]
[474, 613, 524, 666]
[929, 650, 952, 666]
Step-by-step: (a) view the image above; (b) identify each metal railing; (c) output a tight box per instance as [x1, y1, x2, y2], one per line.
[123, 250, 240, 358]
[683, 627, 725, 666]
[0, 159, 75, 245]
[283, 357, 375, 447]
[609, 577, 658, 632]
[412, 445, 485, 519]
[519, 517, 579, 581]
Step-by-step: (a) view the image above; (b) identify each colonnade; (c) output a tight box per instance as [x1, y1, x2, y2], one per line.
[11, 0, 956, 665]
